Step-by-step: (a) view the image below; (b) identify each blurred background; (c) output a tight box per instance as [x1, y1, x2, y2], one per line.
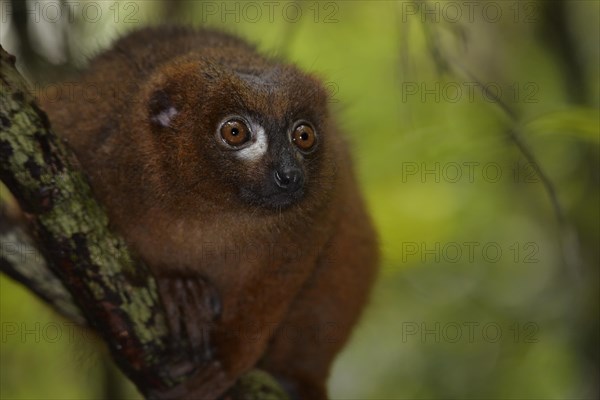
[1, 0, 598, 399]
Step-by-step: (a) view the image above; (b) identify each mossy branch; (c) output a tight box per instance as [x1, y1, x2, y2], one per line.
[0, 198, 85, 324]
[0, 46, 287, 400]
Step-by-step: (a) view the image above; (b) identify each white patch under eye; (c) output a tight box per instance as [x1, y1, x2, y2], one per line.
[236, 124, 267, 162]
[152, 106, 178, 127]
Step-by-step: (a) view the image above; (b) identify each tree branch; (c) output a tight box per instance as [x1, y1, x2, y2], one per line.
[0, 196, 85, 324]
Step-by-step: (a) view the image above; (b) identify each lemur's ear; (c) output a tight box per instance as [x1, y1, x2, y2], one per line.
[148, 89, 178, 129]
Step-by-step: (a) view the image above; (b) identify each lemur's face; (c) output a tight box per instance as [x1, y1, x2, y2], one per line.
[143, 58, 336, 210]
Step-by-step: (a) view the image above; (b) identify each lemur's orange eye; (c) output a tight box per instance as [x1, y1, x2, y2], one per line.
[221, 119, 250, 146]
[291, 123, 317, 152]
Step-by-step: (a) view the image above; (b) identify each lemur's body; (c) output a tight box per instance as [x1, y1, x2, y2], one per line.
[42, 26, 379, 399]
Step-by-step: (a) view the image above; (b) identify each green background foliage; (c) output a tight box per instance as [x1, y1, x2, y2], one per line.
[1, 1, 598, 398]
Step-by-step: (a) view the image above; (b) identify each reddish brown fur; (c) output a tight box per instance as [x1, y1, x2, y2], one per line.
[41, 26, 378, 400]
